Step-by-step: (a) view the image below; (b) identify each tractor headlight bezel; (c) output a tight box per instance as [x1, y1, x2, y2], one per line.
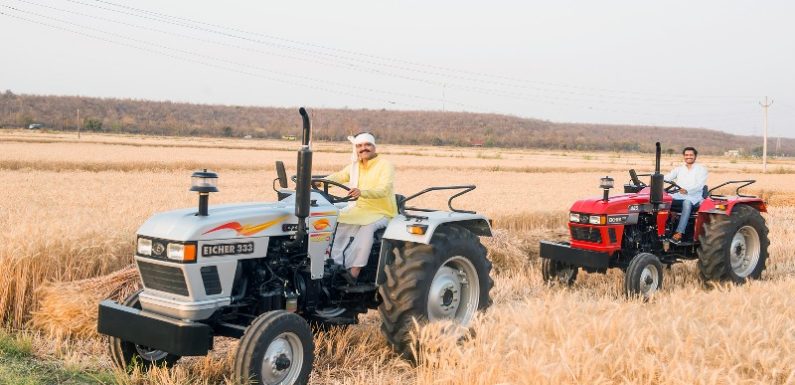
[167, 242, 197, 262]
[136, 236, 196, 263]
[137, 237, 152, 256]
[588, 215, 607, 225]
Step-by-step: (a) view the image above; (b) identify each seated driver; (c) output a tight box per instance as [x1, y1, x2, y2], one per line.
[664, 146, 708, 242]
[325, 132, 397, 280]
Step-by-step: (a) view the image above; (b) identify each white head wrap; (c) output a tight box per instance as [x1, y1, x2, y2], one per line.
[341, 133, 376, 211]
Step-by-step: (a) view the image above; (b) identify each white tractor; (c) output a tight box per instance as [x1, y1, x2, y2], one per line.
[98, 108, 494, 385]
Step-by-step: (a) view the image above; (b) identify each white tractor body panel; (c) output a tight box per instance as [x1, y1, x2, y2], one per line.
[135, 191, 339, 320]
[382, 211, 492, 244]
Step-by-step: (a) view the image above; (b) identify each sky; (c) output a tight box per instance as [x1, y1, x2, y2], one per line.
[1, 0, 794, 138]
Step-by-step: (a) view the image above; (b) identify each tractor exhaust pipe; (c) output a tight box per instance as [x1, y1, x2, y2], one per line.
[650, 142, 664, 208]
[294, 107, 313, 242]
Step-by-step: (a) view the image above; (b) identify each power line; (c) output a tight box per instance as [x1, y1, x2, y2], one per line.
[56, 0, 759, 105]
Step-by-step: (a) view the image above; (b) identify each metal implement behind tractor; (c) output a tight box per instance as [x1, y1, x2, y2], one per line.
[97, 108, 494, 385]
[540, 142, 769, 298]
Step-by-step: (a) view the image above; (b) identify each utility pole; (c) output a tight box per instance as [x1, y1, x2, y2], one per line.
[77, 108, 81, 139]
[759, 96, 773, 173]
[776, 136, 781, 157]
[442, 83, 446, 112]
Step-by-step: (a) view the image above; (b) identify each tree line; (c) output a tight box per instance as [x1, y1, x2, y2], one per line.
[1, 91, 791, 156]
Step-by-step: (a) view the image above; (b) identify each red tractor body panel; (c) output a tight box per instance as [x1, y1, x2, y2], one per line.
[568, 189, 675, 255]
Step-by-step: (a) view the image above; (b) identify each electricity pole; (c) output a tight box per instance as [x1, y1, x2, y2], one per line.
[77, 108, 81, 139]
[759, 97, 773, 173]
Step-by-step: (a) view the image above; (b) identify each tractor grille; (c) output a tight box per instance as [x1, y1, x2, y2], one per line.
[138, 261, 189, 296]
[571, 226, 602, 243]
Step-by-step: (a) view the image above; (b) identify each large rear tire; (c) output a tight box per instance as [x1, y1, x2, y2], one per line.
[108, 290, 181, 370]
[378, 225, 493, 359]
[697, 205, 769, 283]
[233, 311, 314, 385]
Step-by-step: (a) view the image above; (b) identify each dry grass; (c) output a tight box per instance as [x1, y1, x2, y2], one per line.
[3, 132, 795, 384]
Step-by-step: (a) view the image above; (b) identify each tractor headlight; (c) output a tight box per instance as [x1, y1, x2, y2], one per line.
[589, 215, 606, 225]
[137, 237, 152, 256]
[167, 242, 197, 262]
[569, 213, 581, 222]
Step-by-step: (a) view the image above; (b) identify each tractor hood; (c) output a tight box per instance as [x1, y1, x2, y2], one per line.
[569, 188, 670, 215]
[137, 192, 338, 241]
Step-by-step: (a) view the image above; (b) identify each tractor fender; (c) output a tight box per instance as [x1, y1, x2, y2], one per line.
[381, 212, 492, 245]
[698, 198, 767, 216]
[694, 199, 767, 241]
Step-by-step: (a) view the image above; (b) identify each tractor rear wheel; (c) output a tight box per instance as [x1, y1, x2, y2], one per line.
[108, 290, 181, 370]
[541, 259, 578, 286]
[624, 253, 663, 299]
[697, 204, 769, 283]
[233, 311, 314, 385]
[378, 225, 493, 359]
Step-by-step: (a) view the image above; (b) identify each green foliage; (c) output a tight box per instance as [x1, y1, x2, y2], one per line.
[222, 126, 233, 137]
[83, 118, 102, 132]
[0, 329, 32, 358]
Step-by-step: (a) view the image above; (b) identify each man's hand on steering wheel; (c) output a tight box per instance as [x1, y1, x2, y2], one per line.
[310, 178, 358, 203]
[347, 188, 361, 199]
[664, 180, 682, 194]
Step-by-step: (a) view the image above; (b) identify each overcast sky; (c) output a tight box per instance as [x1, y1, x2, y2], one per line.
[1, 0, 794, 138]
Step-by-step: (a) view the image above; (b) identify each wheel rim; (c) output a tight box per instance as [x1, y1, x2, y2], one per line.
[261, 332, 304, 385]
[427, 256, 480, 324]
[638, 264, 660, 297]
[134, 345, 169, 362]
[730, 225, 761, 278]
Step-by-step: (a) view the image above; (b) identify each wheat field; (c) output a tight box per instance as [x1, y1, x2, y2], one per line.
[2, 130, 795, 385]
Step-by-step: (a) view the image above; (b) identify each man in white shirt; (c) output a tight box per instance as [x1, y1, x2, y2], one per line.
[664, 147, 708, 242]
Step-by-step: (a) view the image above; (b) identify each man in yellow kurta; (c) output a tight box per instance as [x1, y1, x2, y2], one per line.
[326, 132, 397, 279]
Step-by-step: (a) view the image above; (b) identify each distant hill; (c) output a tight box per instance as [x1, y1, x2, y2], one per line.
[1, 91, 792, 155]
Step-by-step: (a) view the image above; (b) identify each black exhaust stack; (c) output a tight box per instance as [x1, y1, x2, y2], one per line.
[294, 107, 313, 243]
[650, 142, 664, 209]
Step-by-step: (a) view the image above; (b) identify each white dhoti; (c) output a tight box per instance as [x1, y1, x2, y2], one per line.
[330, 217, 389, 269]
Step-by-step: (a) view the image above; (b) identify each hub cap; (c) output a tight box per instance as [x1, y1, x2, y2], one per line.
[427, 256, 480, 324]
[730, 225, 761, 278]
[638, 264, 660, 297]
[261, 332, 303, 385]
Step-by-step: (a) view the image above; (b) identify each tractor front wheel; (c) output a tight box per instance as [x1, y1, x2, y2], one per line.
[624, 253, 663, 299]
[233, 311, 314, 385]
[541, 259, 578, 286]
[378, 225, 493, 359]
[108, 290, 181, 370]
[697, 204, 769, 283]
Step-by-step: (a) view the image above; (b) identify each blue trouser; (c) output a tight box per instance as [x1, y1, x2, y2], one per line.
[674, 199, 693, 234]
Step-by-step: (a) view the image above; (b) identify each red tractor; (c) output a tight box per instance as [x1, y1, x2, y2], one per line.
[540, 143, 769, 298]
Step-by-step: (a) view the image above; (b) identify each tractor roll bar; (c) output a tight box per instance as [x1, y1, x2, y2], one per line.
[708, 180, 757, 198]
[400, 185, 477, 214]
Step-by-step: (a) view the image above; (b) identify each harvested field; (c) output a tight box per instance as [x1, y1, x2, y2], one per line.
[2, 130, 795, 385]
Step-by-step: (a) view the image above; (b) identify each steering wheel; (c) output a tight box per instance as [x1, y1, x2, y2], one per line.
[664, 180, 681, 194]
[628, 169, 646, 187]
[310, 178, 357, 204]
